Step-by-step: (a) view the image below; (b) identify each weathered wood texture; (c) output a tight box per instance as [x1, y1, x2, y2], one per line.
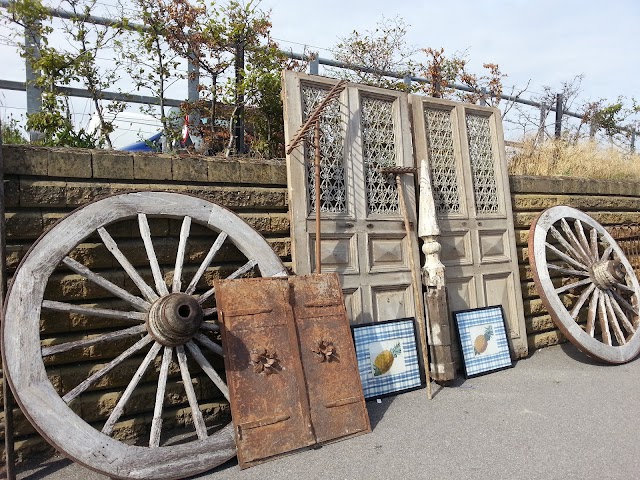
[2, 145, 640, 465]
[0, 146, 289, 465]
[511, 176, 640, 353]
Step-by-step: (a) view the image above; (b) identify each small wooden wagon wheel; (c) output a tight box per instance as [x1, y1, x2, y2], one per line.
[529, 206, 640, 363]
[2, 192, 287, 479]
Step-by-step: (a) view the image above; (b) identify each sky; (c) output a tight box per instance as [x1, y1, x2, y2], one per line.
[0, 0, 638, 142]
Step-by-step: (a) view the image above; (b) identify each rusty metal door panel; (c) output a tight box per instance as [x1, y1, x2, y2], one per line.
[216, 277, 315, 468]
[289, 274, 371, 444]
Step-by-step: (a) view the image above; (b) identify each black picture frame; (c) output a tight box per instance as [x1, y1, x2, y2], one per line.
[452, 305, 513, 378]
[351, 317, 425, 399]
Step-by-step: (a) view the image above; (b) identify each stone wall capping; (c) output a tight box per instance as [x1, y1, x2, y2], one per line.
[92, 150, 134, 179]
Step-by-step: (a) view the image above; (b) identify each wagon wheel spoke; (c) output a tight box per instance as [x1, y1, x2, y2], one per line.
[176, 345, 208, 440]
[41, 300, 145, 322]
[555, 277, 593, 295]
[99, 227, 159, 302]
[605, 290, 636, 335]
[172, 216, 192, 293]
[569, 283, 596, 319]
[185, 341, 230, 401]
[198, 258, 258, 305]
[63, 335, 154, 403]
[200, 322, 220, 332]
[597, 292, 612, 346]
[185, 232, 228, 295]
[63, 256, 150, 312]
[609, 288, 639, 316]
[601, 245, 614, 262]
[550, 224, 589, 266]
[545, 242, 588, 271]
[589, 225, 599, 258]
[530, 206, 640, 364]
[603, 293, 626, 345]
[193, 332, 224, 356]
[138, 213, 169, 296]
[150, 346, 173, 448]
[546, 264, 590, 277]
[102, 342, 163, 435]
[585, 288, 599, 337]
[42, 324, 148, 356]
[573, 219, 595, 261]
[560, 218, 592, 265]
[613, 282, 635, 294]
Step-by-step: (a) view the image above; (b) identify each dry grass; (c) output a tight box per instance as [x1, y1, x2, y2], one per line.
[507, 139, 640, 181]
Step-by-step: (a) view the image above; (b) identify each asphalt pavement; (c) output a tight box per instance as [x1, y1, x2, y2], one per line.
[13, 343, 640, 480]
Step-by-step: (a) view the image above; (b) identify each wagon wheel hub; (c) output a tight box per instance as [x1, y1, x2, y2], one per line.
[146, 293, 204, 346]
[590, 259, 626, 291]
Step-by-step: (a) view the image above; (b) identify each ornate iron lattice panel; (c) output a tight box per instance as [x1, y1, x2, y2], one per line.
[423, 108, 461, 215]
[466, 114, 499, 213]
[360, 96, 399, 215]
[302, 85, 347, 214]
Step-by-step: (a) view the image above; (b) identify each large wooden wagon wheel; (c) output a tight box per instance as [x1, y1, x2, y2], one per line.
[2, 192, 287, 479]
[529, 206, 640, 363]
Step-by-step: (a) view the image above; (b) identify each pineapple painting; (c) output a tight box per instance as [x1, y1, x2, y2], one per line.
[472, 325, 493, 356]
[369, 340, 405, 377]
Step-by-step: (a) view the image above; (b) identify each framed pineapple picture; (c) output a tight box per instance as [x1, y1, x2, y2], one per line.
[351, 318, 424, 399]
[453, 305, 513, 378]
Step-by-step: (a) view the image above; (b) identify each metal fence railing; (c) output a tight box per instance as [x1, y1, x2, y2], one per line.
[0, 0, 637, 152]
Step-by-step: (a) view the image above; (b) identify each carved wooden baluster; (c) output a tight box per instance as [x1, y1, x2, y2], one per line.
[418, 159, 455, 382]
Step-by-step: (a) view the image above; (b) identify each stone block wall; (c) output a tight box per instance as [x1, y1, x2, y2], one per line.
[1, 145, 640, 465]
[510, 176, 640, 352]
[0, 145, 290, 463]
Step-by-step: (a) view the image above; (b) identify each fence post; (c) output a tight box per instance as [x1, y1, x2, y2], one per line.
[309, 57, 319, 75]
[537, 103, 546, 144]
[554, 93, 563, 139]
[403, 75, 412, 91]
[187, 57, 199, 103]
[234, 39, 245, 155]
[24, 25, 42, 143]
[631, 130, 636, 154]
[480, 87, 488, 106]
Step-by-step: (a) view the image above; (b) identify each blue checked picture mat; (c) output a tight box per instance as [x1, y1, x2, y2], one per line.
[352, 318, 423, 399]
[454, 306, 513, 378]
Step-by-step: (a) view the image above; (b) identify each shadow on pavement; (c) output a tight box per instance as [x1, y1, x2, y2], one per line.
[559, 342, 617, 366]
[18, 456, 73, 480]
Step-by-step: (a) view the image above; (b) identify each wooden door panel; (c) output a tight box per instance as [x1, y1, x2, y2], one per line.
[342, 287, 362, 323]
[309, 233, 359, 274]
[371, 284, 413, 322]
[446, 274, 478, 313]
[480, 271, 526, 344]
[476, 228, 511, 263]
[284, 71, 423, 327]
[366, 234, 410, 273]
[440, 230, 473, 266]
